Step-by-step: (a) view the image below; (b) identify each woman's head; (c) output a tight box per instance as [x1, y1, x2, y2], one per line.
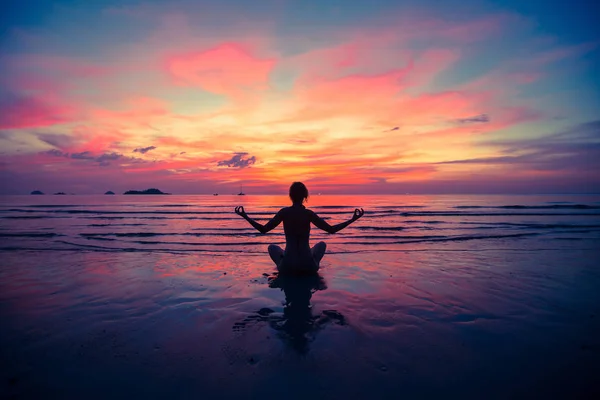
[289, 182, 309, 204]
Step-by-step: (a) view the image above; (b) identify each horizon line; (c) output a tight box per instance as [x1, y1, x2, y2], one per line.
[2, 192, 600, 196]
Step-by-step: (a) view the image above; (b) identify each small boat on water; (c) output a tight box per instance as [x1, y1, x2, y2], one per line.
[238, 184, 245, 196]
[213, 193, 218, 196]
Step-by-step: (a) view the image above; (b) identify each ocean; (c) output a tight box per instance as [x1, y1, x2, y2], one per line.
[1, 194, 599, 398]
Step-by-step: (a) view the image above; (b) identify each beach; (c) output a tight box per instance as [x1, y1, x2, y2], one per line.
[1, 194, 599, 399]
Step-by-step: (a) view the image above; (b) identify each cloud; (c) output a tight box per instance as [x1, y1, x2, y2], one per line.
[442, 119, 600, 173]
[43, 149, 69, 157]
[483, 119, 600, 150]
[0, 92, 75, 129]
[217, 152, 257, 168]
[436, 156, 520, 164]
[369, 177, 388, 184]
[93, 152, 149, 166]
[42, 148, 148, 166]
[453, 114, 490, 124]
[70, 151, 96, 160]
[91, 97, 169, 129]
[37, 133, 77, 148]
[133, 145, 157, 154]
[96, 152, 123, 163]
[165, 43, 275, 102]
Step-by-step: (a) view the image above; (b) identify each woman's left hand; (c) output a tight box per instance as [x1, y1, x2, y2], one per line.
[352, 208, 364, 221]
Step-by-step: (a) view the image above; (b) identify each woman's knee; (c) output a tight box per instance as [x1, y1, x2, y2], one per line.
[268, 245, 283, 260]
[268, 244, 283, 253]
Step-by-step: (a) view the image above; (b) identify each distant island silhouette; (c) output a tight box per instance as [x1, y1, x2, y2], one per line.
[54, 192, 66, 195]
[123, 188, 170, 195]
[105, 191, 115, 195]
[31, 190, 44, 195]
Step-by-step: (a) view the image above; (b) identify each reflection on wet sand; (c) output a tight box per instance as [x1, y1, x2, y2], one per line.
[233, 272, 347, 353]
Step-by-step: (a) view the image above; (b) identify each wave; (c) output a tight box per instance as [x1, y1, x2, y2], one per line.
[2, 236, 598, 254]
[458, 222, 600, 229]
[373, 205, 426, 208]
[79, 232, 460, 241]
[82, 216, 282, 221]
[357, 222, 600, 231]
[83, 232, 542, 247]
[152, 204, 193, 207]
[403, 220, 445, 224]
[11, 215, 331, 222]
[0, 232, 63, 238]
[369, 212, 600, 217]
[129, 240, 284, 246]
[86, 223, 155, 227]
[2, 209, 250, 215]
[357, 226, 405, 231]
[191, 227, 255, 231]
[454, 204, 599, 210]
[57, 240, 263, 253]
[334, 232, 541, 245]
[80, 231, 283, 238]
[1, 216, 69, 219]
[11, 204, 82, 208]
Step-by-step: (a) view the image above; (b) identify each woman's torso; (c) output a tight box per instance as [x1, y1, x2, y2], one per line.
[279, 205, 316, 269]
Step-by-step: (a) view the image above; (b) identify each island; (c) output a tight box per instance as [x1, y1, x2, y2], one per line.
[123, 188, 170, 195]
[105, 191, 115, 195]
[54, 192, 66, 195]
[31, 190, 44, 195]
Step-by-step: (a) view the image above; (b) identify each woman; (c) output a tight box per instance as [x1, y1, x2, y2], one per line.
[235, 182, 364, 273]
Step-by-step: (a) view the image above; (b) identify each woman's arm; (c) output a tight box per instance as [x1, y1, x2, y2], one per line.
[310, 208, 364, 234]
[235, 206, 282, 234]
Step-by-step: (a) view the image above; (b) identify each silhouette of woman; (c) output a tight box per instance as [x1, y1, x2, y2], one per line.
[235, 182, 364, 273]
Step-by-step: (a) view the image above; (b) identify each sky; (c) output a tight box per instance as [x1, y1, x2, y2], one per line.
[0, 0, 599, 194]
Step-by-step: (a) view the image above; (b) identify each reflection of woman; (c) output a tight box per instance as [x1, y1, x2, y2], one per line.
[235, 182, 364, 273]
[269, 272, 328, 309]
[270, 273, 346, 354]
[233, 273, 346, 354]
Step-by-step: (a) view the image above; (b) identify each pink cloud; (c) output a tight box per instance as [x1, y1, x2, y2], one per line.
[0, 95, 76, 129]
[164, 43, 276, 101]
[0, 55, 117, 130]
[64, 125, 130, 154]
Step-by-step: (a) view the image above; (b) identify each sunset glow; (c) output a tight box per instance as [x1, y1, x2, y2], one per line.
[1, 0, 598, 194]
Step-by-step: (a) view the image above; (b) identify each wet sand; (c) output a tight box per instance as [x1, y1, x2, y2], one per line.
[1, 246, 599, 399]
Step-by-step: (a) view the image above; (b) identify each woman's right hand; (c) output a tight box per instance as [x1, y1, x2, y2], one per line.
[352, 208, 364, 221]
[235, 206, 247, 218]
